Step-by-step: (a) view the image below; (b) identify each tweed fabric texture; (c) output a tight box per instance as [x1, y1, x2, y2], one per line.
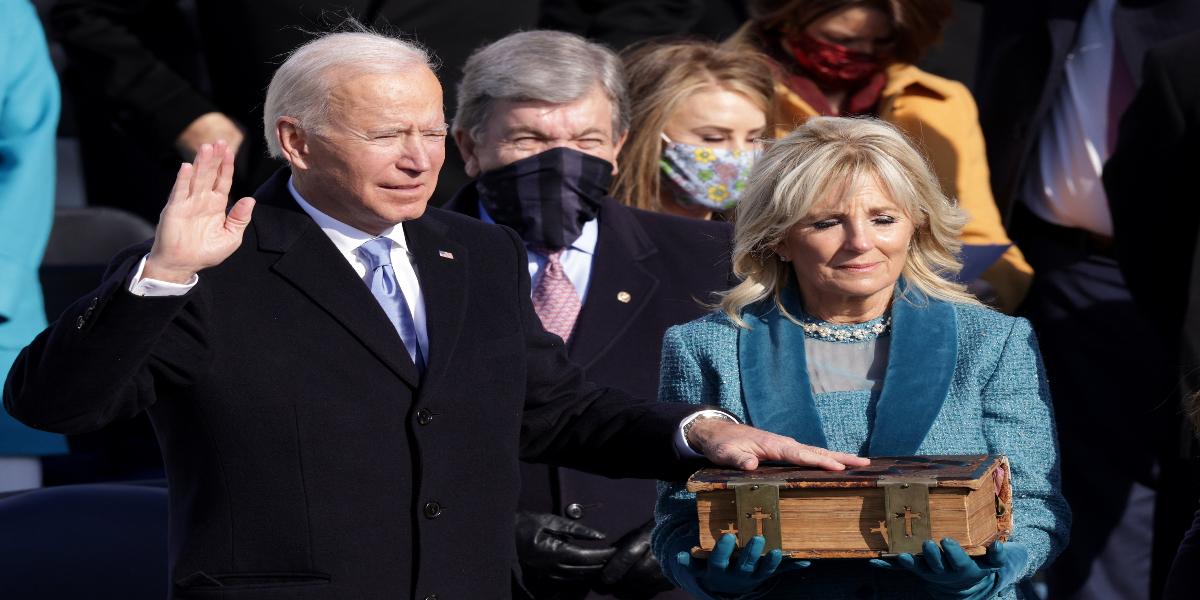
[530, 247, 582, 348]
[652, 302, 1070, 600]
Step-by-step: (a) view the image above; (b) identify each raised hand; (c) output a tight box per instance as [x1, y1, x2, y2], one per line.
[687, 418, 871, 471]
[674, 534, 808, 596]
[144, 140, 255, 284]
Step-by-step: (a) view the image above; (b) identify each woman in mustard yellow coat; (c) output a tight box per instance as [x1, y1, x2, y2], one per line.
[732, 0, 1032, 313]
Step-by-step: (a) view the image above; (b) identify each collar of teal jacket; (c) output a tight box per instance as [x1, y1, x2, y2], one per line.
[736, 280, 959, 456]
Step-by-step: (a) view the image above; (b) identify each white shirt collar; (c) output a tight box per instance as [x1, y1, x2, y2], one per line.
[477, 200, 598, 255]
[288, 176, 409, 256]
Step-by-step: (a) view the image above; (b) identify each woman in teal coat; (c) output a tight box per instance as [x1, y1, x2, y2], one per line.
[0, 0, 69, 489]
[653, 117, 1070, 599]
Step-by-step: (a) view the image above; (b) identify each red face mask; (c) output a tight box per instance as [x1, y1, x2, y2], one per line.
[788, 31, 885, 90]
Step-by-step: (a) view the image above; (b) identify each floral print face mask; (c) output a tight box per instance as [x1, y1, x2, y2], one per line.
[659, 134, 758, 212]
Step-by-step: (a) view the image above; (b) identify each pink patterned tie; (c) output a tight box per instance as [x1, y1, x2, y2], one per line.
[530, 247, 582, 348]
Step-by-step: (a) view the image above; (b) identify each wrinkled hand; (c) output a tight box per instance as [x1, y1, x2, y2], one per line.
[515, 511, 617, 590]
[687, 418, 871, 471]
[870, 538, 1007, 600]
[144, 140, 255, 284]
[593, 519, 673, 600]
[176, 112, 244, 160]
[676, 534, 808, 595]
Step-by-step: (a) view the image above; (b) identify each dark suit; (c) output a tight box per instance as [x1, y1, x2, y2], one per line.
[3, 168, 710, 600]
[972, 2, 1200, 598]
[444, 185, 732, 600]
[1105, 30, 1200, 598]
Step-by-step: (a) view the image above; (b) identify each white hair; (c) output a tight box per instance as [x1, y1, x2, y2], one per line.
[452, 30, 630, 143]
[263, 28, 438, 158]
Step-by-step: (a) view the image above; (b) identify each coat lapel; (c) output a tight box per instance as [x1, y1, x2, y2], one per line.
[568, 199, 659, 370]
[736, 283, 959, 455]
[867, 286, 959, 456]
[403, 210, 468, 389]
[736, 290, 828, 448]
[253, 168, 421, 388]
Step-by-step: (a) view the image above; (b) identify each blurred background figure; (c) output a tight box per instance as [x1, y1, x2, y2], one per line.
[445, 30, 733, 600]
[0, 0, 69, 494]
[728, 0, 1033, 314]
[613, 39, 775, 221]
[972, 0, 1200, 599]
[1104, 26, 1200, 600]
[48, 0, 543, 223]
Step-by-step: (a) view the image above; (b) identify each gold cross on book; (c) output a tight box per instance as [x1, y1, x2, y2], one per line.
[747, 507, 773, 536]
[896, 506, 922, 537]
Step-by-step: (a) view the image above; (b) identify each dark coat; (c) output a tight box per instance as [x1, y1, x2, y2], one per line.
[1104, 28, 1200, 356]
[971, 0, 1200, 221]
[443, 185, 733, 600]
[3, 168, 710, 600]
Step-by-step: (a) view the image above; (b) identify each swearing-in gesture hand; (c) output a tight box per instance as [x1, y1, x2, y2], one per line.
[143, 140, 255, 284]
[687, 418, 871, 471]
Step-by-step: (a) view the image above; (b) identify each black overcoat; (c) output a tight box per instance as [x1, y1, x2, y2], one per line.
[3, 169, 709, 600]
[444, 186, 733, 600]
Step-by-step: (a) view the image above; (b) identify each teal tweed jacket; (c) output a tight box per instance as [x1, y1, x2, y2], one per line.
[653, 289, 1071, 600]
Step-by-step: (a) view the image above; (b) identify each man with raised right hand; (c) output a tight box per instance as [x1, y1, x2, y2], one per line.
[3, 27, 867, 600]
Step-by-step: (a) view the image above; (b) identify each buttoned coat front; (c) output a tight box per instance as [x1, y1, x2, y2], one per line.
[3, 168, 708, 600]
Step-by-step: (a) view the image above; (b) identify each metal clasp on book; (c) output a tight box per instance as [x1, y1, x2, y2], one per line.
[727, 478, 787, 556]
[877, 476, 937, 556]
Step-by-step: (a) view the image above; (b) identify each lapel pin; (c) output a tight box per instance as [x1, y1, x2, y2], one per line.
[617, 291, 631, 303]
[439, 251, 454, 259]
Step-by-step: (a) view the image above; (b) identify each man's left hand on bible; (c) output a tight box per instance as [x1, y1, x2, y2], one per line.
[686, 418, 871, 471]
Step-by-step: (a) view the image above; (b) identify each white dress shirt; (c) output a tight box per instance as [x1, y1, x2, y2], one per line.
[127, 177, 429, 366]
[477, 201, 597, 304]
[1022, 0, 1117, 236]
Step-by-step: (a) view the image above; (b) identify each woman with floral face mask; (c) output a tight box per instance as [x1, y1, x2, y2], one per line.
[729, 0, 1035, 315]
[613, 40, 776, 220]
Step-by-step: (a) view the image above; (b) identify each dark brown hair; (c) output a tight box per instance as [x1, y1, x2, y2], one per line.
[747, 0, 954, 65]
[613, 39, 777, 212]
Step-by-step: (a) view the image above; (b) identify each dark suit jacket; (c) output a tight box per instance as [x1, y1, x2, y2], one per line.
[971, 0, 1200, 221]
[444, 185, 733, 600]
[3, 168, 709, 600]
[1104, 29, 1200, 356]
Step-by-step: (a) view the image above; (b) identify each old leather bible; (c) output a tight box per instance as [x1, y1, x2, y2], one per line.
[688, 455, 1012, 558]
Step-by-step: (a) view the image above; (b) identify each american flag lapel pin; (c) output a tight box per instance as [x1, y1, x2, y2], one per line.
[438, 250, 454, 259]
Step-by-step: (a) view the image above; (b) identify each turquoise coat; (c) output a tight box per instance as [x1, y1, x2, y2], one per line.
[653, 288, 1070, 600]
[0, 1, 67, 456]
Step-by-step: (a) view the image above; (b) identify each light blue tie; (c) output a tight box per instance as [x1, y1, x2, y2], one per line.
[357, 238, 426, 375]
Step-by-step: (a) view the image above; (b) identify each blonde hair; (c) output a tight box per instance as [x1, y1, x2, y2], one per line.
[720, 116, 980, 327]
[613, 40, 776, 213]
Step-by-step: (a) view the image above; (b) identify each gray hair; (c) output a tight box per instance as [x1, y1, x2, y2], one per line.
[263, 28, 438, 158]
[453, 30, 630, 143]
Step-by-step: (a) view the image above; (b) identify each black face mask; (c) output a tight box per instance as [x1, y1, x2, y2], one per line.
[476, 147, 613, 249]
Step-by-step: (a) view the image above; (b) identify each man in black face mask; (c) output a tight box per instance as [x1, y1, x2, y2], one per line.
[446, 31, 735, 600]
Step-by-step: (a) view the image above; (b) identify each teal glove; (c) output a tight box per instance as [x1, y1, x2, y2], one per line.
[870, 538, 1018, 600]
[672, 534, 809, 598]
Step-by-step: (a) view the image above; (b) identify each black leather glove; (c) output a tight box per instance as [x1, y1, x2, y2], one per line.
[515, 511, 617, 593]
[593, 519, 675, 600]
